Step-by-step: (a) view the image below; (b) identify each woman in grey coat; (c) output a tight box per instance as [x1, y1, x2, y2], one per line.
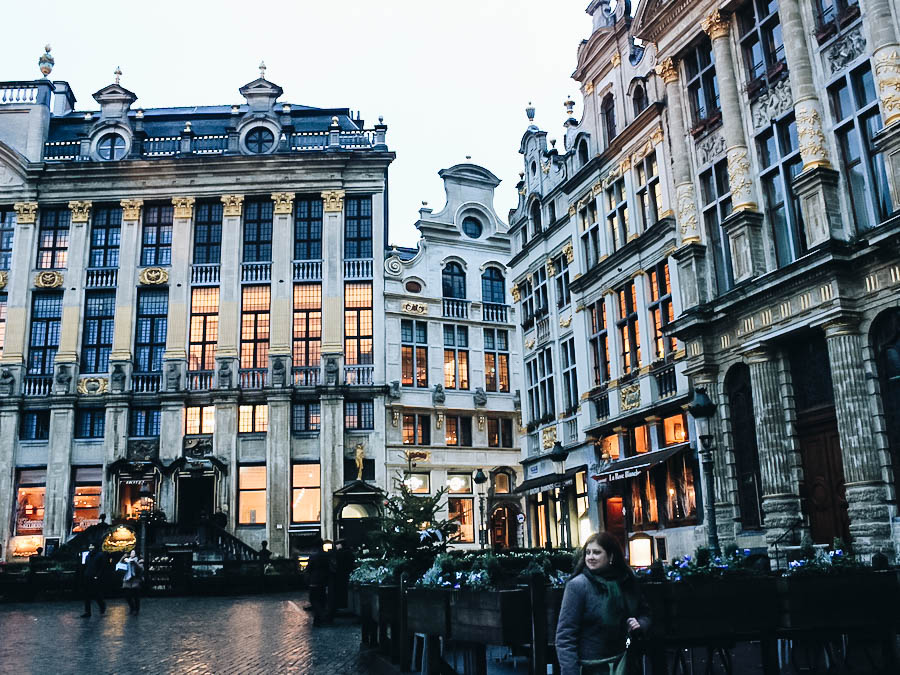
[119, 549, 144, 615]
[555, 532, 650, 675]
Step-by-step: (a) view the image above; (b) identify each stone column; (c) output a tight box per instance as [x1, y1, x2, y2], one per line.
[0, 404, 21, 560]
[44, 398, 76, 539]
[702, 10, 766, 282]
[103, 397, 130, 516]
[746, 347, 803, 547]
[214, 398, 239, 529]
[266, 393, 291, 555]
[216, 196, 243, 388]
[2, 203, 39, 378]
[163, 198, 195, 391]
[824, 320, 892, 556]
[269, 192, 294, 361]
[110, 200, 141, 376]
[320, 392, 344, 540]
[158, 400, 184, 520]
[861, 0, 900, 127]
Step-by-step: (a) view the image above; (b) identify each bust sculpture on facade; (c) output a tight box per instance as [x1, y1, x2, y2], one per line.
[272, 358, 286, 387]
[325, 357, 339, 386]
[473, 387, 487, 407]
[218, 361, 232, 389]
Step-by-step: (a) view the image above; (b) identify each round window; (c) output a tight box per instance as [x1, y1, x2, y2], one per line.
[97, 133, 126, 160]
[246, 127, 275, 154]
[405, 280, 422, 293]
[462, 217, 482, 238]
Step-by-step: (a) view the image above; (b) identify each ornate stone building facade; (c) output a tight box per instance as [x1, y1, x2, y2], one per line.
[0, 58, 393, 559]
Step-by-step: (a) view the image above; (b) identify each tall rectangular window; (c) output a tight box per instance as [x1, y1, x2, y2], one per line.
[448, 477, 474, 543]
[71, 467, 102, 533]
[185, 405, 215, 435]
[488, 417, 514, 448]
[140, 204, 173, 266]
[28, 292, 62, 375]
[700, 159, 735, 294]
[15, 469, 47, 535]
[589, 298, 610, 386]
[443, 325, 469, 390]
[89, 205, 122, 268]
[21, 411, 51, 440]
[402, 414, 430, 445]
[758, 114, 805, 267]
[617, 282, 641, 375]
[581, 199, 602, 269]
[738, 0, 784, 87]
[526, 347, 555, 423]
[533, 266, 549, 318]
[193, 201, 223, 264]
[189, 287, 218, 371]
[0, 293, 7, 358]
[401, 319, 428, 388]
[292, 402, 321, 433]
[36, 207, 70, 269]
[243, 200, 273, 262]
[561, 337, 578, 413]
[293, 284, 321, 381]
[519, 278, 535, 330]
[484, 328, 509, 392]
[238, 465, 267, 524]
[134, 289, 168, 373]
[344, 196, 373, 259]
[292, 463, 320, 523]
[294, 197, 323, 260]
[648, 262, 677, 360]
[75, 408, 105, 439]
[241, 286, 270, 369]
[0, 208, 14, 270]
[445, 415, 473, 446]
[685, 39, 719, 126]
[81, 290, 116, 374]
[554, 254, 571, 308]
[345, 400, 374, 430]
[606, 178, 629, 251]
[344, 282, 373, 366]
[238, 404, 268, 433]
[635, 152, 662, 231]
[130, 407, 161, 437]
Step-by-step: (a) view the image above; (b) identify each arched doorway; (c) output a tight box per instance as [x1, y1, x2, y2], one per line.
[490, 503, 519, 550]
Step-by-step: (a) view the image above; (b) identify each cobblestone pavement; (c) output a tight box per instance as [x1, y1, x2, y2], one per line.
[0, 593, 387, 674]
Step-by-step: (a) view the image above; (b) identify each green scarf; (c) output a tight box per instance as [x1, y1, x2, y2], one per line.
[583, 567, 625, 619]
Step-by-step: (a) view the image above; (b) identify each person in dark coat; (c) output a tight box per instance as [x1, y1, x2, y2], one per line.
[555, 532, 650, 675]
[306, 538, 334, 626]
[80, 543, 108, 617]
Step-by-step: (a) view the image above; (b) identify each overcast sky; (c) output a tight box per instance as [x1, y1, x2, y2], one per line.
[2, 1, 593, 246]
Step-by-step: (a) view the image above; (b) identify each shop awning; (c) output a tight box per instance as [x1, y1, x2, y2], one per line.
[591, 443, 689, 483]
[514, 465, 586, 494]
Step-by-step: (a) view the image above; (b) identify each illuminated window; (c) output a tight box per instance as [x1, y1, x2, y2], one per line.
[71, 467, 102, 533]
[15, 469, 47, 536]
[140, 204, 173, 266]
[81, 291, 115, 374]
[443, 325, 469, 390]
[589, 298, 610, 385]
[292, 463, 320, 523]
[294, 197, 323, 260]
[89, 205, 122, 268]
[238, 465, 267, 524]
[241, 285, 270, 369]
[403, 473, 430, 494]
[665, 454, 697, 522]
[130, 407, 161, 438]
[238, 404, 268, 433]
[631, 425, 650, 454]
[193, 201, 222, 265]
[134, 289, 168, 373]
[447, 473, 472, 494]
[648, 262, 676, 360]
[344, 282, 373, 367]
[445, 416, 472, 446]
[118, 477, 156, 519]
[293, 284, 321, 383]
[189, 287, 219, 372]
[484, 328, 509, 392]
[36, 207, 70, 269]
[402, 320, 428, 388]
[402, 414, 430, 445]
[575, 470, 591, 545]
[449, 497, 474, 543]
[75, 408, 105, 439]
[28, 292, 62, 375]
[487, 417, 513, 448]
[292, 402, 321, 433]
[617, 282, 641, 374]
[0, 208, 14, 270]
[494, 472, 510, 494]
[345, 400, 374, 430]
[662, 413, 689, 446]
[243, 200, 273, 262]
[344, 196, 373, 259]
[185, 405, 215, 435]
[600, 434, 620, 460]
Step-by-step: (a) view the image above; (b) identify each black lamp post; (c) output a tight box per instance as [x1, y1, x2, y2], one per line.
[138, 481, 154, 566]
[687, 387, 720, 555]
[473, 468, 488, 549]
[549, 441, 571, 549]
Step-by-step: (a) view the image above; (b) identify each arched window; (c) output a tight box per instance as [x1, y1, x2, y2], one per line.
[578, 138, 590, 166]
[601, 94, 616, 143]
[725, 364, 763, 529]
[873, 310, 900, 498]
[632, 85, 648, 116]
[442, 261, 466, 299]
[481, 267, 505, 304]
[530, 201, 543, 237]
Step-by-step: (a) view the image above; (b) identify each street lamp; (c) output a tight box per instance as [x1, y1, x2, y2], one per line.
[473, 468, 488, 550]
[549, 441, 571, 549]
[687, 387, 720, 555]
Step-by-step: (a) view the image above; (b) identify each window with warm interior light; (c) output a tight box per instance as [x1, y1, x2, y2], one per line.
[402, 414, 430, 445]
[185, 405, 215, 435]
[600, 434, 620, 460]
[239, 465, 267, 524]
[189, 287, 219, 372]
[401, 320, 428, 388]
[293, 284, 321, 384]
[662, 413, 688, 445]
[443, 325, 469, 389]
[71, 467, 102, 533]
[484, 328, 509, 392]
[632, 425, 650, 454]
[344, 282, 373, 371]
[488, 417, 514, 448]
[15, 469, 46, 535]
[241, 285, 270, 370]
[403, 473, 430, 494]
[292, 463, 320, 523]
[238, 404, 268, 433]
[445, 416, 473, 446]
[493, 472, 510, 494]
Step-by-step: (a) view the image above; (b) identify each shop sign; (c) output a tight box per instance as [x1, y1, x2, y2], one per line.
[102, 525, 137, 553]
[594, 469, 643, 483]
[11, 536, 43, 557]
[16, 518, 43, 531]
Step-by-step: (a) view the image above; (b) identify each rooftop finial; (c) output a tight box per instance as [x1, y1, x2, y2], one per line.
[465, 155, 472, 160]
[114, 66, 122, 85]
[564, 96, 575, 117]
[259, 61, 267, 79]
[38, 45, 54, 78]
[525, 101, 535, 123]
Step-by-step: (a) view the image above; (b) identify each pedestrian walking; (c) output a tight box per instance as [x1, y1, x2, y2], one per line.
[80, 543, 108, 617]
[306, 537, 333, 626]
[118, 549, 144, 615]
[555, 532, 650, 675]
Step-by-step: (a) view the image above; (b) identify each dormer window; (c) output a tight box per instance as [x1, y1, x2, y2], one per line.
[97, 134, 126, 161]
[633, 85, 648, 116]
[578, 139, 590, 166]
[601, 94, 616, 143]
[246, 127, 274, 154]
[462, 216, 483, 239]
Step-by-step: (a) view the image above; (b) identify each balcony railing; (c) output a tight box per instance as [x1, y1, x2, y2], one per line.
[344, 258, 373, 280]
[191, 264, 220, 286]
[187, 370, 214, 391]
[85, 267, 118, 288]
[239, 368, 266, 389]
[1, 84, 38, 105]
[241, 262, 271, 283]
[595, 393, 610, 420]
[442, 298, 470, 319]
[564, 417, 578, 445]
[344, 364, 373, 386]
[536, 317, 551, 343]
[143, 136, 180, 157]
[655, 364, 677, 399]
[190, 134, 227, 154]
[132, 372, 162, 393]
[527, 432, 540, 456]
[292, 366, 321, 387]
[23, 375, 52, 396]
[482, 302, 509, 323]
[293, 259, 322, 282]
[43, 140, 81, 160]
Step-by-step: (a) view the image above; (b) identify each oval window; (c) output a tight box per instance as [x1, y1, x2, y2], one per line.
[97, 133, 126, 160]
[462, 217, 482, 238]
[246, 127, 274, 154]
[405, 280, 422, 293]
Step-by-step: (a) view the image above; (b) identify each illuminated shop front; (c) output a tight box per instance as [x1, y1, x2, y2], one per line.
[117, 474, 159, 519]
[15, 469, 46, 536]
[520, 467, 590, 550]
[71, 467, 103, 533]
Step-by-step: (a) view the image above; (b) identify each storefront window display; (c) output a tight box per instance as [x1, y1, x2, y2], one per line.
[16, 469, 46, 535]
[118, 476, 157, 519]
[72, 467, 102, 532]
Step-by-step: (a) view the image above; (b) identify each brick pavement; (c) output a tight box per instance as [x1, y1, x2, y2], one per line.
[0, 592, 392, 675]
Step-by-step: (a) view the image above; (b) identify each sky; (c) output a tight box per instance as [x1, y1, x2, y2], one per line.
[1, 1, 594, 246]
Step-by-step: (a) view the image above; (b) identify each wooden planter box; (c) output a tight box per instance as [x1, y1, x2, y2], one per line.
[349, 584, 376, 619]
[371, 584, 400, 625]
[406, 587, 452, 636]
[665, 577, 779, 641]
[778, 572, 900, 631]
[450, 588, 531, 645]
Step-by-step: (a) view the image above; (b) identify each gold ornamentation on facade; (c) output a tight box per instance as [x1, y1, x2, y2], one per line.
[477, 415, 486, 432]
[874, 49, 900, 126]
[726, 147, 756, 210]
[172, 197, 195, 219]
[676, 183, 700, 241]
[562, 241, 574, 264]
[620, 383, 641, 411]
[541, 425, 557, 450]
[649, 125, 664, 145]
[322, 190, 345, 213]
[221, 194, 244, 217]
[541, 160, 550, 175]
[401, 301, 428, 315]
[546, 258, 556, 277]
[34, 270, 63, 288]
[559, 316, 571, 328]
[525, 338, 535, 350]
[0, 271, 6, 289]
[271, 192, 295, 214]
[795, 105, 831, 170]
[611, 52, 621, 68]
[701, 10, 730, 40]
[436, 412, 444, 430]
[519, 186, 527, 196]
[619, 157, 632, 173]
[568, 205, 577, 217]
[68, 201, 92, 223]
[655, 58, 679, 84]
[139, 267, 169, 285]
[13, 202, 38, 224]
[77, 377, 109, 395]
[392, 409, 400, 427]
[120, 199, 143, 221]
[511, 284, 521, 303]
[585, 82, 594, 95]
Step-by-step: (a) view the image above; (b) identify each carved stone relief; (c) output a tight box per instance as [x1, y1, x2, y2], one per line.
[750, 77, 793, 131]
[824, 26, 866, 76]
[696, 132, 726, 165]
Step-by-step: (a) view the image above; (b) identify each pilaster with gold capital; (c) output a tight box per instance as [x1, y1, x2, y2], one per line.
[221, 194, 244, 217]
[172, 197, 195, 220]
[322, 190, 345, 213]
[68, 201, 92, 224]
[120, 199, 143, 221]
[13, 202, 38, 225]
